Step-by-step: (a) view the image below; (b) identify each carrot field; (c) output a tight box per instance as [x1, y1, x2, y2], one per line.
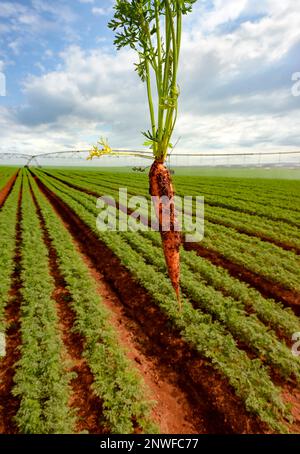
[0, 166, 300, 434]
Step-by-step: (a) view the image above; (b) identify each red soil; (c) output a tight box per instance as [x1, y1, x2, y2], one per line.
[74, 246, 200, 434]
[281, 384, 300, 433]
[33, 172, 267, 434]
[0, 172, 19, 208]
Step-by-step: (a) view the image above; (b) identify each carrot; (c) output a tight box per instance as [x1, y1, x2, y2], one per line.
[90, 2, 196, 309]
[149, 160, 181, 307]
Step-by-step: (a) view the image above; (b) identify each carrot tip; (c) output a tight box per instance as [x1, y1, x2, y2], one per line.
[175, 289, 182, 311]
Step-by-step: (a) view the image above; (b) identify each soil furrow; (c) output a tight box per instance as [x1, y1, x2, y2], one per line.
[63, 233, 203, 434]
[34, 172, 267, 435]
[0, 177, 23, 434]
[29, 183, 106, 435]
[0, 171, 19, 209]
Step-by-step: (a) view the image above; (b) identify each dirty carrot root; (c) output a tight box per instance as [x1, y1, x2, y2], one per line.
[149, 160, 181, 307]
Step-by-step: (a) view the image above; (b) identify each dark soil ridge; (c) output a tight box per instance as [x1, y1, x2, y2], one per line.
[0, 171, 19, 209]
[29, 181, 107, 435]
[39, 170, 300, 311]
[33, 172, 268, 435]
[0, 176, 23, 434]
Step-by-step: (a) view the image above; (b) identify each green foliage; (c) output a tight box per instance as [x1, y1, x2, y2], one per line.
[30, 175, 157, 434]
[181, 249, 300, 339]
[38, 169, 300, 336]
[125, 230, 300, 383]
[108, 0, 197, 160]
[13, 174, 75, 434]
[34, 169, 297, 433]
[47, 169, 300, 293]
[0, 168, 17, 190]
[0, 176, 21, 333]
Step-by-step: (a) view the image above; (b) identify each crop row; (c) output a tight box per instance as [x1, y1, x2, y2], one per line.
[13, 174, 75, 433]
[40, 170, 300, 293]
[38, 171, 300, 339]
[91, 170, 300, 212]
[84, 179, 300, 290]
[54, 170, 300, 251]
[0, 168, 17, 190]
[136, 230, 300, 338]
[36, 171, 300, 380]
[29, 173, 157, 434]
[55, 169, 300, 217]
[34, 170, 292, 433]
[57, 168, 299, 335]
[123, 231, 300, 380]
[98, 171, 300, 227]
[172, 178, 300, 215]
[0, 174, 22, 332]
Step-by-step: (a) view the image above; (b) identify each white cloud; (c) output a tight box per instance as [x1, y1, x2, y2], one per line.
[44, 49, 54, 59]
[0, 0, 299, 158]
[92, 7, 107, 16]
[8, 39, 22, 55]
[0, 1, 78, 43]
[0, 2, 26, 19]
[91, 0, 114, 16]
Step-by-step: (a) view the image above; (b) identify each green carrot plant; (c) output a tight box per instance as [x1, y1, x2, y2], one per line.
[29, 174, 157, 434]
[34, 170, 292, 432]
[0, 176, 21, 333]
[88, 0, 197, 161]
[43, 169, 300, 293]
[13, 174, 75, 434]
[36, 168, 300, 338]
[89, 0, 197, 306]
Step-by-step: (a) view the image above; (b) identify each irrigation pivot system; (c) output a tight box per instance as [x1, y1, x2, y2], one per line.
[0, 149, 299, 168]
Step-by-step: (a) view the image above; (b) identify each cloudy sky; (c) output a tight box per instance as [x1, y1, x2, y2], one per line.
[0, 0, 299, 160]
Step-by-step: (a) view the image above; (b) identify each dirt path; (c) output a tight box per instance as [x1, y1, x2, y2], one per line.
[73, 247, 202, 434]
[0, 178, 23, 434]
[29, 184, 106, 434]
[0, 171, 19, 208]
[34, 173, 266, 434]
